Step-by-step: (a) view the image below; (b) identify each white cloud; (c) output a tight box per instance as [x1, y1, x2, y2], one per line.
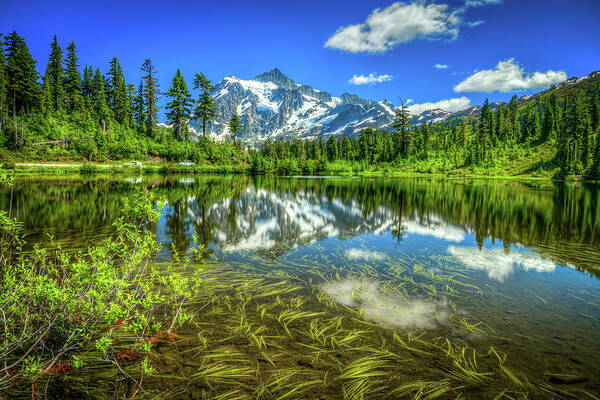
[405, 98, 413, 104]
[348, 73, 394, 85]
[434, 63, 449, 69]
[467, 20, 485, 27]
[454, 59, 567, 93]
[464, 0, 502, 8]
[448, 246, 558, 282]
[407, 96, 471, 114]
[325, 2, 461, 53]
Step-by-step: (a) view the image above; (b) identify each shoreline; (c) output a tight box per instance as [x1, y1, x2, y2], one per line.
[2, 162, 593, 182]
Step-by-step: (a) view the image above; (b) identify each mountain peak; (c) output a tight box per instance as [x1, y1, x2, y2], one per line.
[253, 68, 296, 89]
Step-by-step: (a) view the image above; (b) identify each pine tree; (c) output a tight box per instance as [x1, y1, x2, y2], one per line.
[392, 99, 411, 157]
[590, 92, 599, 134]
[40, 70, 52, 115]
[326, 134, 338, 161]
[478, 99, 492, 162]
[540, 102, 555, 142]
[563, 94, 590, 173]
[107, 58, 130, 126]
[44, 34, 64, 112]
[92, 68, 110, 132]
[507, 95, 520, 142]
[228, 109, 242, 145]
[165, 69, 193, 141]
[5, 31, 39, 147]
[141, 59, 159, 135]
[0, 34, 8, 132]
[81, 66, 94, 109]
[133, 80, 145, 130]
[63, 42, 84, 112]
[588, 127, 600, 178]
[193, 73, 218, 138]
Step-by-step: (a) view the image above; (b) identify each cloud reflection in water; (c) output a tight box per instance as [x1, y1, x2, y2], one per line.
[321, 279, 449, 330]
[447, 245, 557, 282]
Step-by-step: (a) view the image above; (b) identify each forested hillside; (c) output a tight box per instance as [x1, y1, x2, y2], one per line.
[0, 32, 247, 165]
[0, 32, 599, 179]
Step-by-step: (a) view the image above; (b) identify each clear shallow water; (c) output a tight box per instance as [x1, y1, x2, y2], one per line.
[2, 175, 600, 398]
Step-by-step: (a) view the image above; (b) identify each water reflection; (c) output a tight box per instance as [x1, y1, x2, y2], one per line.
[320, 279, 449, 330]
[447, 245, 559, 282]
[1, 175, 599, 278]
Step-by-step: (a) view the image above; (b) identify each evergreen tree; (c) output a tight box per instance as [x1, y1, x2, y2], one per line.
[326, 134, 338, 161]
[40, 70, 52, 115]
[478, 99, 492, 162]
[342, 134, 350, 161]
[0, 34, 7, 132]
[540, 102, 555, 142]
[193, 72, 218, 138]
[588, 127, 600, 178]
[590, 92, 599, 134]
[141, 59, 159, 135]
[81, 66, 94, 109]
[392, 100, 411, 158]
[165, 69, 193, 141]
[5, 31, 39, 147]
[549, 93, 561, 135]
[92, 68, 110, 132]
[562, 94, 591, 173]
[44, 34, 64, 112]
[228, 109, 242, 145]
[63, 42, 84, 112]
[133, 80, 145, 130]
[507, 95, 520, 142]
[107, 58, 130, 126]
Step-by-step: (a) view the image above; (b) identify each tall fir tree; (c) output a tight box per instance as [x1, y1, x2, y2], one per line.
[40, 70, 52, 116]
[5, 31, 39, 147]
[81, 66, 94, 110]
[392, 99, 411, 157]
[228, 109, 242, 145]
[507, 95, 520, 142]
[44, 34, 64, 112]
[107, 58, 130, 126]
[165, 69, 193, 141]
[141, 59, 159, 135]
[478, 99, 492, 162]
[540, 102, 555, 142]
[63, 42, 84, 112]
[0, 34, 8, 132]
[133, 80, 145, 131]
[590, 92, 599, 134]
[92, 68, 111, 132]
[193, 72, 218, 138]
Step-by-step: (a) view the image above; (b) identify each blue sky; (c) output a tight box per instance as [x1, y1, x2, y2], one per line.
[1, 0, 599, 118]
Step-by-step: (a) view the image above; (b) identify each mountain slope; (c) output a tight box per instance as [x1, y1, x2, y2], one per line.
[195, 68, 396, 142]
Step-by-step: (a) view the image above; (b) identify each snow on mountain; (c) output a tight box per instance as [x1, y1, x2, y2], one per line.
[193, 68, 396, 143]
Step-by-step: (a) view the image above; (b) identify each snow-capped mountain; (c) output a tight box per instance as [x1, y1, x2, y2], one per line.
[194, 68, 396, 143]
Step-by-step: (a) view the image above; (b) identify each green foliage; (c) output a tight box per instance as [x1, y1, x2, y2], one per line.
[165, 68, 193, 141]
[0, 186, 204, 393]
[193, 72, 218, 137]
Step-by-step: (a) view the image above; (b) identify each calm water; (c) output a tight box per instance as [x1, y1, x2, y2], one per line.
[2, 175, 600, 398]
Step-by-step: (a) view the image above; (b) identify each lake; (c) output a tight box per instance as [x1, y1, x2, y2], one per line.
[2, 174, 599, 399]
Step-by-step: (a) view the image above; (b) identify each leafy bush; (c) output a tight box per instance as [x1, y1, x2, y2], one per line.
[0, 180, 204, 395]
